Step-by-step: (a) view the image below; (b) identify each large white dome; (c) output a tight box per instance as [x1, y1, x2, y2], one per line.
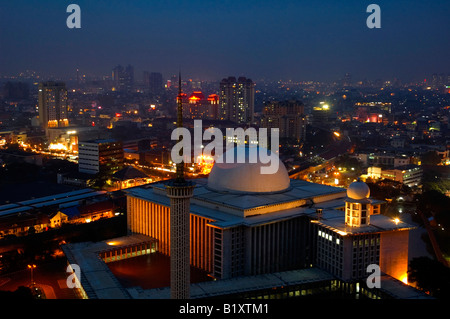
[347, 180, 370, 200]
[207, 146, 290, 194]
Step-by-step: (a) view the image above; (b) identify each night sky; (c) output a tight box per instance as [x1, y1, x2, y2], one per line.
[0, 0, 449, 82]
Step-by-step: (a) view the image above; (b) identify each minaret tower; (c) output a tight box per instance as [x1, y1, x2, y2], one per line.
[165, 72, 195, 299]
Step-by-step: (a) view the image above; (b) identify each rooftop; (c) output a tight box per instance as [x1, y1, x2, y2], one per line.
[312, 209, 416, 235]
[0, 188, 107, 218]
[126, 178, 347, 222]
[61, 234, 155, 299]
[128, 267, 335, 299]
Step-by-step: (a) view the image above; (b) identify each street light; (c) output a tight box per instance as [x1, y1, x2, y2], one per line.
[28, 264, 36, 286]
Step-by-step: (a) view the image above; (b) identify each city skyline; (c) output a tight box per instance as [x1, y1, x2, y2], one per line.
[1, 0, 449, 82]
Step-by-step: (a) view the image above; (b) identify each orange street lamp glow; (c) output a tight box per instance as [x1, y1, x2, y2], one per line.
[28, 264, 36, 286]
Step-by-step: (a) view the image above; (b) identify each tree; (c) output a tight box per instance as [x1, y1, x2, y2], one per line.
[334, 154, 362, 173]
[421, 151, 441, 166]
[408, 257, 450, 299]
[422, 170, 450, 194]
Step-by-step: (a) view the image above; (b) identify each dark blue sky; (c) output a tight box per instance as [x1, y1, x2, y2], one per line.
[0, 0, 449, 82]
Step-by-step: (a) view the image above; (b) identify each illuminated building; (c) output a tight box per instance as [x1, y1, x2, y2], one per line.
[313, 179, 414, 283]
[0, 189, 108, 239]
[365, 164, 423, 188]
[78, 139, 124, 174]
[38, 81, 69, 130]
[59, 147, 425, 299]
[111, 166, 152, 190]
[353, 152, 410, 168]
[219, 76, 255, 124]
[125, 146, 415, 285]
[261, 100, 306, 142]
[182, 91, 219, 120]
[311, 102, 331, 126]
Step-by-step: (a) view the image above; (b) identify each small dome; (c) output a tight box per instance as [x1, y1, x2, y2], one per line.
[347, 180, 370, 200]
[207, 146, 290, 194]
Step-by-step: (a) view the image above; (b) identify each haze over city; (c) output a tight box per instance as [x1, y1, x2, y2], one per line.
[1, 0, 449, 82]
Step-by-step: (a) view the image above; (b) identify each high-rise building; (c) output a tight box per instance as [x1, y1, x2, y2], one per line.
[219, 76, 255, 124]
[78, 139, 124, 174]
[2, 81, 29, 100]
[112, 65, 134, 92]
[38, 81, 69, 130]
[261, 100, 306, 142]
[144, 72, 164, 94]
[311, 101, 331, 126]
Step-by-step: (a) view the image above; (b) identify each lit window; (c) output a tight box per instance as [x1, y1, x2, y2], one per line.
[336, 238, 340, 245]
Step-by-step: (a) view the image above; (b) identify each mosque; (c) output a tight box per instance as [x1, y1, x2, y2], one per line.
[62, 146, 422, 299]
[125, 146, 413, 285]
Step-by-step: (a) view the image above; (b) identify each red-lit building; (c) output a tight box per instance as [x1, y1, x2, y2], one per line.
[182, 91, 219, 120]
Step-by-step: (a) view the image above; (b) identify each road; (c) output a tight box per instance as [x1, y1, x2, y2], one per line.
[0, 258, 80, 299]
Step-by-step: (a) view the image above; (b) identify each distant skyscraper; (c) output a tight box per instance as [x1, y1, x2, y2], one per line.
[311, 101, 331, 126]
[2, 81, 29, 100]
[112, 65, 134, 92]
[38, 81, 69, 130]
[343, 73, 352, 87]
[219, 76, 255, 124]
[261, 100, 306, 142]
[146, 72, 163, 94]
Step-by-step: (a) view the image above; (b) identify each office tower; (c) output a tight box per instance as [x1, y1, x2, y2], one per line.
[148, 72, 163, 94]
[311, 101, 331, 126]
[165, 73, 195, 299]
[219, 76, 255, 124]
[38, 81, 69, 130]
[78, 139, 124, 174]
[2, 81, 29, 100]
[261, 100, 306, 142]
[112, 65, 134, 92]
